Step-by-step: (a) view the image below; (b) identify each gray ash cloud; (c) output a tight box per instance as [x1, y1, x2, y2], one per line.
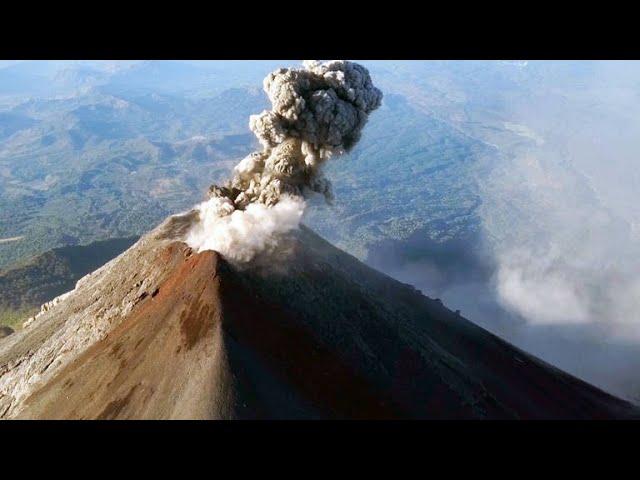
[208, 60, 382, 210]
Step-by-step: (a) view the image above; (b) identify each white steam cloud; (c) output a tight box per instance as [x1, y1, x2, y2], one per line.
[495, 249, 591, 326]
[185, 195, 305, 263]
[185, 60, 382, 262]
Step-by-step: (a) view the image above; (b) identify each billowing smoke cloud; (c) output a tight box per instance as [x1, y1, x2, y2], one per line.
[186, 60, 382, 262]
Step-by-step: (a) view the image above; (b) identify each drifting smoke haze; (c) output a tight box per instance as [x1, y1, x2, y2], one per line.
[470, 61, 640, 399]
[484, 62, 640, 337]
[186, 60, 382, 263]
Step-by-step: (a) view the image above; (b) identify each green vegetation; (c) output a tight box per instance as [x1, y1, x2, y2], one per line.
[0, 73, 494, 286]
[305, 93, 490, 259]
[0, 237, 137, 325]
[0, 305, 36, 330]
[0, 80, 492, 271]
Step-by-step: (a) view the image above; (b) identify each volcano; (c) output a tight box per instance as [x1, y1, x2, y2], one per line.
[0, 212, 637, 420]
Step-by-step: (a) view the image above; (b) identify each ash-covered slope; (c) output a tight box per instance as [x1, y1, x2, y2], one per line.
[0, 213, 637, 419]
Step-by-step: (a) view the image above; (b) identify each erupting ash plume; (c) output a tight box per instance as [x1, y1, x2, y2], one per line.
[185, 60, 382, 262]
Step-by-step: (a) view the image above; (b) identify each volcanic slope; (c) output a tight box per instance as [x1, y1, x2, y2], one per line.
[0, 213, 637, 419]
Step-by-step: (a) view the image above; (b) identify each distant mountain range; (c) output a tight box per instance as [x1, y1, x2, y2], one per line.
[0, 86, 266, 269]
[0, 60, 289, 101]
[0, 76, 486, 272]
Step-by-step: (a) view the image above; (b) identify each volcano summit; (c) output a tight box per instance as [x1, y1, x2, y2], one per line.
[0, 213, 637, 419]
